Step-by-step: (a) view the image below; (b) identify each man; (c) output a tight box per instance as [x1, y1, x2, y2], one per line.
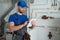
[8, 1, 35, 40]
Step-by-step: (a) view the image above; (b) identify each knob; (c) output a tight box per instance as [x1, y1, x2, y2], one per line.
[48, 32, 52, 39]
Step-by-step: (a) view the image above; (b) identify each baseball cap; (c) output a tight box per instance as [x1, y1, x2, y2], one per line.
[17, 1, 28, 8]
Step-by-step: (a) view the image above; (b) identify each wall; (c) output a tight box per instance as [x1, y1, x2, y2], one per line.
[28, 0, 60, 40]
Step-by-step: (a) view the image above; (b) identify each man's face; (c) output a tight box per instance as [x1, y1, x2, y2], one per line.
[18, 6, 26, 13]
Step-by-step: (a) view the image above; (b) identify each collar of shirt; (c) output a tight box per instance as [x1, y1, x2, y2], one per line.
[17, 12, 23, 15]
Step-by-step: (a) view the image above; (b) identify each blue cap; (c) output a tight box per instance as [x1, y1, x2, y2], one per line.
[17, 1, 28, 8]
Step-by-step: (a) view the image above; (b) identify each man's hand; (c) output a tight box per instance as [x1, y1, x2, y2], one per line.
[29, 19, 36, 29]
[31, 19, 36, 27]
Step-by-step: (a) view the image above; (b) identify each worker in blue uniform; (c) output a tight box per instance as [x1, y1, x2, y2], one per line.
[8, 0, 35, 40]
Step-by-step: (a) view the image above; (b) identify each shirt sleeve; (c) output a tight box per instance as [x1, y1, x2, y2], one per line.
[8, 15, 14, 22]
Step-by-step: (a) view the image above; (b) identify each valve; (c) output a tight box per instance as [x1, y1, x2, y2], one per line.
[48, 32, 52, 39]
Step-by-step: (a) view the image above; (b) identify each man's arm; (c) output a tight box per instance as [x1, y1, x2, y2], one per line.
[8, 21, 28, 32]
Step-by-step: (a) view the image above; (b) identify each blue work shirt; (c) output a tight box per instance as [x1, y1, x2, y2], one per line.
[8, 13, 29, 26]
[8, 13, 29, 35]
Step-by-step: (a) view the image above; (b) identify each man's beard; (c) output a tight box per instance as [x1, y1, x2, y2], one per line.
[18, 9, 23, 13]
[19, 11, 22, 13]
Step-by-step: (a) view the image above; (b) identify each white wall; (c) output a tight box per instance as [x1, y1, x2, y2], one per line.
[28, 0, 60, 40]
